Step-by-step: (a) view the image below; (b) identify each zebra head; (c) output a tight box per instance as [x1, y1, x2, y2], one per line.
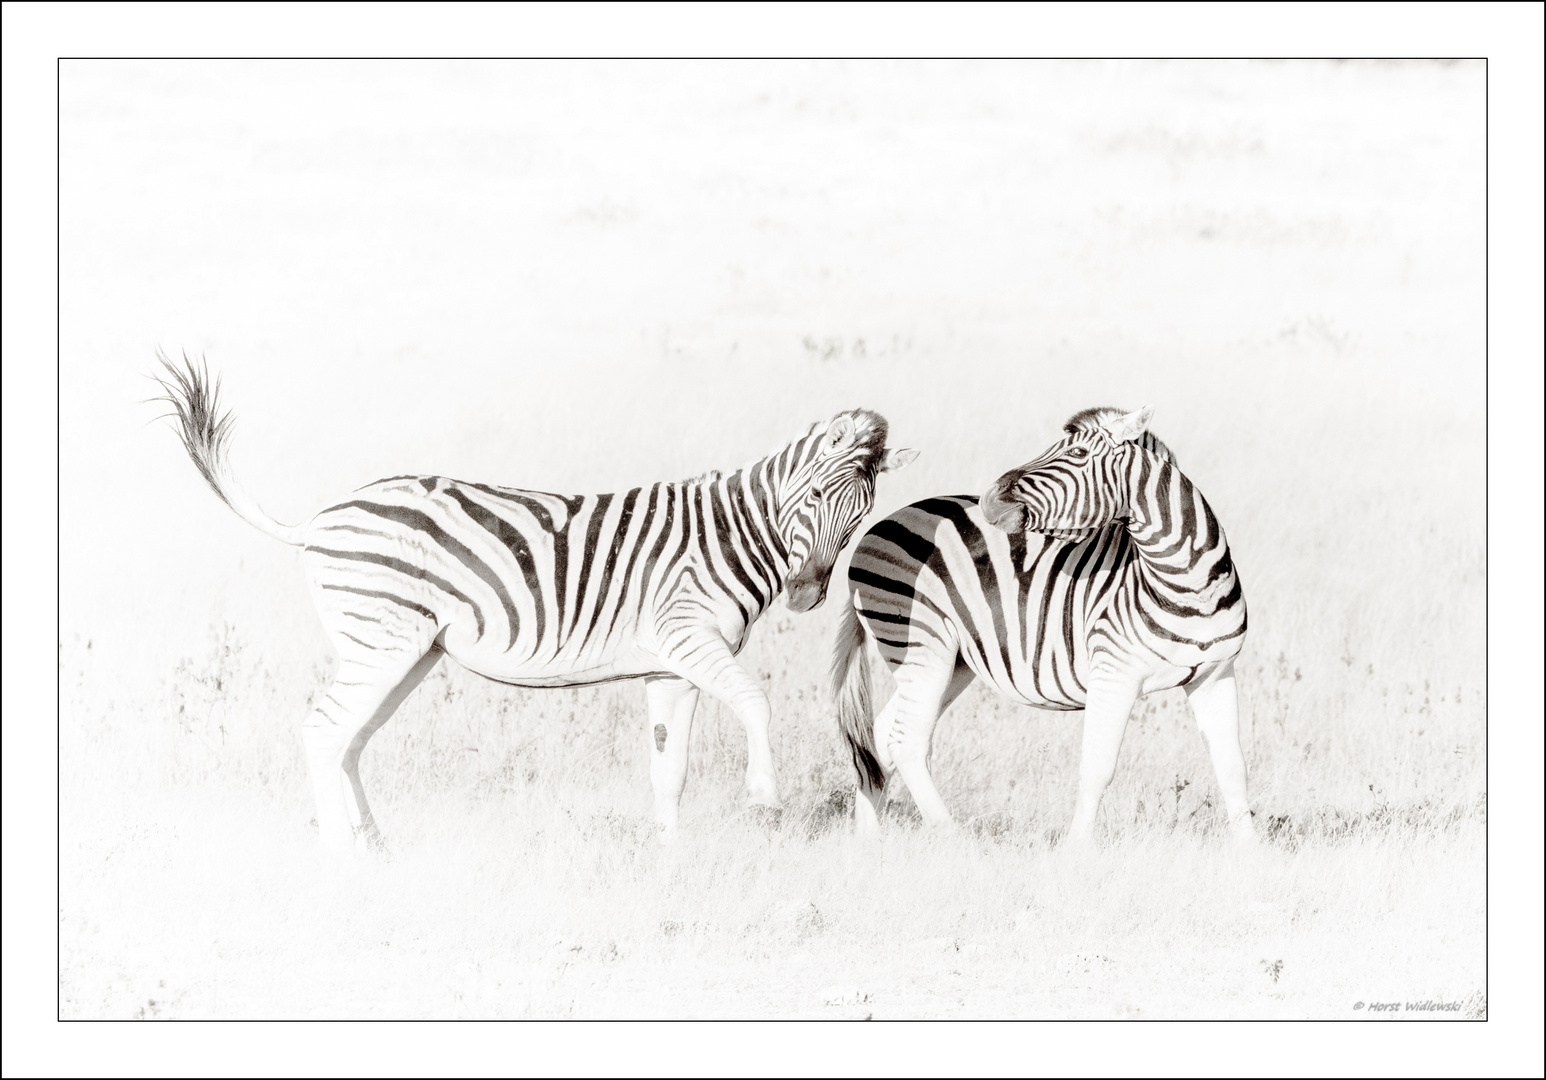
[779, 410, 917, 612]
[979, 405, 1157, 540]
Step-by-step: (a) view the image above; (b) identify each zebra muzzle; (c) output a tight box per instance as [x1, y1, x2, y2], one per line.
[979, 487, 1027, 533]
[786, 579, 828, 612]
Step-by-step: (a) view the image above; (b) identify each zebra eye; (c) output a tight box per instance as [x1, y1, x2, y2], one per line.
[811, 486, 824, 501]
[1067, 447, 1089, 461]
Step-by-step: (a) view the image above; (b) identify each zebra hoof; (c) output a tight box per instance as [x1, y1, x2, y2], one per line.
[1057, 829, 1098, 854]
[744, 776, 781, 807]
[1228, 820, 1260, 848]
[853, 802, 882, 838]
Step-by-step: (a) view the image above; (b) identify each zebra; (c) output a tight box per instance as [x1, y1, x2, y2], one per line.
[154, 355, 916, 849]
[831, 405, 1253, 846]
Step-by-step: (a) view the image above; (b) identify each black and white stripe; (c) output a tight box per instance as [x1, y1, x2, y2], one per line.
[156, 355, 915, 848]
[832, 406, 1254, 844]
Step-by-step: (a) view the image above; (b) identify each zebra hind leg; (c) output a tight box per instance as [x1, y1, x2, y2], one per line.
[885, 655, 976, 830]
[1184, 660, 1256, 844]
[303, 634, 444, 852]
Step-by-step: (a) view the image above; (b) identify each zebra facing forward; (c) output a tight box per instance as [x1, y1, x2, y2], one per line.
[832, 406, 1253, 845]
[156, 356, 916, 849]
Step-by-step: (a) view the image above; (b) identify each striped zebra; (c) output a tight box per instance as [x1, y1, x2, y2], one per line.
[155, 356, 916, 849]
[831, 405, 1253, 845]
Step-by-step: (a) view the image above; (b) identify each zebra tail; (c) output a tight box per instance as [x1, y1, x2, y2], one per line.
[831, 594, 885, 792]
[151, 351, 305, 547]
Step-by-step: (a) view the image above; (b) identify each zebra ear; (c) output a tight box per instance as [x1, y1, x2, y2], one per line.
[824, 414, 857, 451]
[1103, 405, 1154, 444]
[879, 447, 919, 472]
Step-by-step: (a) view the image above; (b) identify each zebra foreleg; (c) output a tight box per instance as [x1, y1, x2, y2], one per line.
[303, 641, 443, 851]
[1184, 660, 1256, 844]
[643, 675, 701, 843]
[659, 633, 781, 809]
[1064, 671, 1142, 848]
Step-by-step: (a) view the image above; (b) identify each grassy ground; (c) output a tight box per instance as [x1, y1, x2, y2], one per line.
[59, 787, 1484, 1021]
[55, 60, 1486, 1019]
[58, 573, 1485, 1019]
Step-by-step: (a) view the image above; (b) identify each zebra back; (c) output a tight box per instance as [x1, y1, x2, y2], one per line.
[297, 409, 905, 671]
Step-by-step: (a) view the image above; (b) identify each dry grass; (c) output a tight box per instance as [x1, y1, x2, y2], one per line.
[55, 60, 1486, 1019]
[59, 783, 1484, 1020]
[58, 529, 1485, 1020]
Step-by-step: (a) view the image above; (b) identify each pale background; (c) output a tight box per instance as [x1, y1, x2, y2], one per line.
[62, 59, 1483, 684]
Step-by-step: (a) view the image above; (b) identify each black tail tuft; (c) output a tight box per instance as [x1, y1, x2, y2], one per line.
[149, 349, 238, 510]
[148, 350, 303, 546]
[831, 597, 885, 792]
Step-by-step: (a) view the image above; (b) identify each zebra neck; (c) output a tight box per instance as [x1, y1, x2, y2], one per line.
[1122, 452, 1240, 608]
[717, 463, 793, 584]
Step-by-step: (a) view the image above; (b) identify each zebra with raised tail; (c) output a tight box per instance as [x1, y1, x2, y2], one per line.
[155, 355, 916, 849]
[831, 406, 1253, 845]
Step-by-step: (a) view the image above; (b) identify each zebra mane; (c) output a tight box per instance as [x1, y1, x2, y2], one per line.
[677, 409, 890, 490]
[825, 408, 890, 483]
[1063, 406, 1178, 467]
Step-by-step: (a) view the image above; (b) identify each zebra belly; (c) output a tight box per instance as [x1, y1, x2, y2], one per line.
[969, 650, 1091, 711]
[450, 657, 662, 688]
[974, 642, 1200, 708]
[440, 627, 661, 687]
